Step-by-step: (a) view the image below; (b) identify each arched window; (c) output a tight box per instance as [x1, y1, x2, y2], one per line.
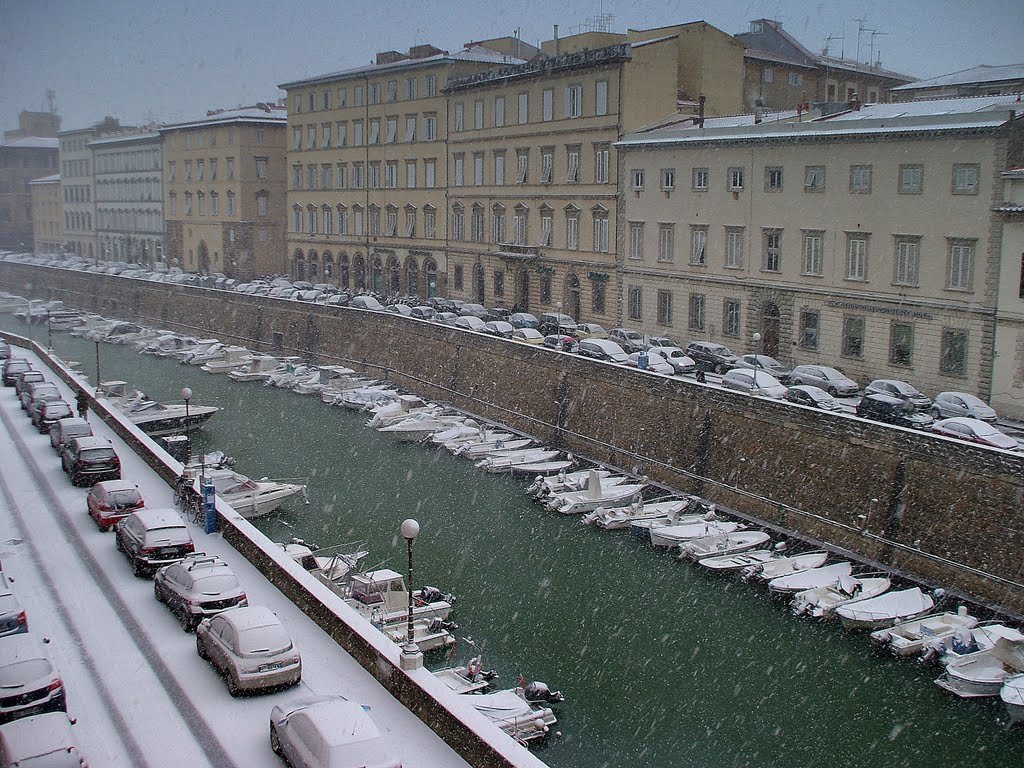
[338, 252, 350, 289]
[308, 250, 319, 279]
[292, 249, 306, 281]
[405, 257, 419, 297]
[423, 258, 438, 298]
[371, 255, 383, 292]
[474, 262, 485, 303]
[565, 272, 582, 321]
[322, 251, 334, 280]
[353, 253, 366, 290]
[385, 255, 400, 295]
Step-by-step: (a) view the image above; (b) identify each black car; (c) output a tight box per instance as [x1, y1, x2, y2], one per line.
[684, 342, 739, 374]
[32, 399, 73, 433]
[60, 436, 121, 486]
[537, 313, 579, 337]
[855, 394, 934, 430]
[116, 508, 195, 577]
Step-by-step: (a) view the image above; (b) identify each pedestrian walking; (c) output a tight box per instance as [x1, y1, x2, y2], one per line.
[75, 388, 89, 420]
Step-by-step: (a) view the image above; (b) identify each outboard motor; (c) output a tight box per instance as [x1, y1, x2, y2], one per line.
[523, 681, 566, 705]
[428, 618, 458, 633]
[420, 586, 444, 604]
[950, 628, 978, 656]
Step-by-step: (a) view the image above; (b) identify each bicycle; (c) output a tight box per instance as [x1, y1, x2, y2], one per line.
[174, 474, 204, 524]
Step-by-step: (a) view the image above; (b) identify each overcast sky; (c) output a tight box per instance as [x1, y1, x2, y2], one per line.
[1, 0, 1021, 134]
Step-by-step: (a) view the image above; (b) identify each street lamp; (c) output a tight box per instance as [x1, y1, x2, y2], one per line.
[399, 518, 423, 670]
[95, 340, 101, 385]
[752, 332, 762, 391]
[555, 301, 562, 338]
[181, 387, 193, 465]
[46, 309, 53, 353]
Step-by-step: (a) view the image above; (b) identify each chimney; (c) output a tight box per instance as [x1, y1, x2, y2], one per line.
[375, 50, 406, 65]
[754, 98, 764, 124]
[850, 92, 862, 111]
[553, 25, 559, 56]
[697, 95, 706, 128]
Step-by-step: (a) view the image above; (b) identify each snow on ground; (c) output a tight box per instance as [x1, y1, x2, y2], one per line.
[0, 348, 472, 768]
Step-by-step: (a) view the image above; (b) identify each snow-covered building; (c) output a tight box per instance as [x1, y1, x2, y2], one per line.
[892, 63, 1024, 101]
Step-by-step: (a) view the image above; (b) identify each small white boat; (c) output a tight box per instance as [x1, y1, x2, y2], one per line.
[583, 496, 694, 530]
[936, 637, 1024, 698]
[678, 531, 772, 561]
[343, 568, 455, 625]
[382, 618, 457, 653]
[466, 689, 557, 744]
[869, 608, 979, 656]
[201, 345, 252, 374]
[791, 575, 891, 619]
[69, 314, 112, 337]
[142, 334, 198, 357]
[178, 338, 220, 363]
[206, 468, 307, 518]
[267, 363, 316, 389]
[477, 449, 560, 473]
[430, 421, 481, 445]
[292, 365, 356, 396]
[767, 561, 853, 595]
[741, 551, 828, 582]
[547, 475, 649, 516]
[378, 412, 466, 442]
[186, 341, 226, 366]
[834, 587, 935, 630]
[432, 662, 495, 695]
[367, 395, 435, 428]
[228, 355, 281, 382]
[448, 434, 520, 456]
[1000, 673, 1024, 725]
[335, 385, 397, 410]
[648, 519, 740, 548]
[527, 468, 615, 498]
[921, 624, 1024, 667]
[698, 549, 777, 571]
[625, 498, 717, 536]
[98, 380, 219, 436]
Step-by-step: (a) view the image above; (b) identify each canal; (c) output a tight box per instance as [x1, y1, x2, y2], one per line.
[15, 320, 1022, 768]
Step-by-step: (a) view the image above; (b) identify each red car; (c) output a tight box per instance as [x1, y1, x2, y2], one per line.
[87, 480, 145, 531]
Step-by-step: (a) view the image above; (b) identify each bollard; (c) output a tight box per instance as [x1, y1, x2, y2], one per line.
[203, 478, 217, 534]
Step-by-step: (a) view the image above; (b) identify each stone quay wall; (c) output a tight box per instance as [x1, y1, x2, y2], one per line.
[5, 262, 1024, 613]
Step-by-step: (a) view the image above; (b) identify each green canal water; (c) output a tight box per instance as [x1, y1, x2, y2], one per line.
[18, 322, 1023, 768]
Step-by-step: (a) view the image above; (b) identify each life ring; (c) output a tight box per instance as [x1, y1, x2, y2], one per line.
[467, 657, 483, 677]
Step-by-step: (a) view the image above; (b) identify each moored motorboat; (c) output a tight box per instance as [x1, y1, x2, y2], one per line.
[935, 637, 1024, 698]
[1000, 673, 1024, 725]
[510, 458, 577, 476]
[869, 608, 979, 656]
[201, 345, 252, 374]
[178, 338, 220, 363]
[205, 467, 307, 518]
[98, 380, 219, 436]
[465, 689, 557, 744]
[741, 551, 829, 583]
[453, 436, 531, 459]
[791, 575, 891, 619]
[378, 412, 467, 442]
[624, 497, 717, 536]
[228, 354, 282, 382]
[582, 496, 694, 529]
[698, 549, 777, 571]
[476, 448, 560, 473]
[648, 519, 739, 548]
[432, 659, 497, 694]
[366, 394, 436, 428]
[834, 587, 936, 630]
[336, 385, 397, 410]
[767, 561, 852, 595]
[527, 468, 614, 498]
[382, 618, 458, 652]
[547, 477, 648, 516]
[920, 624, 1024, 667]
[185, 341, 226, 365]
[678, 531, 772, 561]
[342, 568, 455, 625]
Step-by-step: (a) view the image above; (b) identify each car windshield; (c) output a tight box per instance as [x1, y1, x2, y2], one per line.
[0, 658, 50, 685]
[891, 381, 919, 395]
[710, 344, 733, 355]
[820, 367, 844, 381]
[81, 447, 116, 460]
[957, 393, 988, 408]
[237, 624, 291, 655]
[106, 489, 141, 506]
[193, 574, 239, 595]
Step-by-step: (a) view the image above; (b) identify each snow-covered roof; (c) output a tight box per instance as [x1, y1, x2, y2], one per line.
[1, 136, 59, 149]
[279, 46, 525, 89]
[825, 93, 1024, 121]
[892, 63, 1024, 91]
[29, 173, 60, 184]
[159, 104, 286, 132]
[743, 48, 819, 71]
[630, 34, 678, 50]
[88, 131, 160, 147]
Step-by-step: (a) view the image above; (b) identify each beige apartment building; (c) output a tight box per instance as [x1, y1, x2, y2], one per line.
[29, 174, 61, 254]
[160, 105, 287, 279]
[279, 43, 522, 295]
[993, 168, 1024, 417]
[616, 95, 1024, 403]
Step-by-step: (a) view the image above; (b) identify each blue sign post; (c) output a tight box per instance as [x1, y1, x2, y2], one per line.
[203, 478, 217, 534]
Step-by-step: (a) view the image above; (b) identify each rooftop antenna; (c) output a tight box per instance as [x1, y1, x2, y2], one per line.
[45, 89, 57, 114]
[853, 15, 871, 63]
[825, 32, 844, 59]
[867, 29, 888, 67]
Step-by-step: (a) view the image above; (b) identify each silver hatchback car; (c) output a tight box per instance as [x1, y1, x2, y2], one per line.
[196, 606, 301, 696]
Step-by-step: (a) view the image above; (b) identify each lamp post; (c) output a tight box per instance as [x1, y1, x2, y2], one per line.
[752, 332, 762, 391]
[399, 518, 423, 670]
[95, 341, 101, 385]
[555, 301, 562, 338]
[46, 309, 53, 353]
[181, 387, 193, 465]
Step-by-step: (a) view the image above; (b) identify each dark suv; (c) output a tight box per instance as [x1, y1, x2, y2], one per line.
[684, 342, 739, 374]
[2, 360, 31, 387]
[154, 554, 247, 631]
[60, 436, 121, 486]
[537, 313, 579, 337]
[116, 508, 195, 577]
[855, 394, 934, 430]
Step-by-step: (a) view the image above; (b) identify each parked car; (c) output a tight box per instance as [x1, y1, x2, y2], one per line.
[511, 328, 544, 345]
[426, 297, 456, 313]
[409, 306, 435, 321]
[643, 335, 681, 350]
[49, 418, 92, 453]
[931, 391, 997, 422]
[114, 508, 194, 577]
[20, 381, 59, 411]
[60, 437, 120, 486]
[683, 342, 739, 374]
[452, 316, 486, 332]
[784, 385, 844, 412]
[12, 370, 44, 398]
[508, 312, 540, 329]
[931, 418, 1020, 451]
[457, 303, 488, 319]
[576, 339, 629, 364]
[654, 347, 697, 375]
[384, 304, 412, 317]
[482, 321, 514, 338]
[789, 365, 860, 397]
[0, 711, 85, 768]
[575, 323, 609, 340]
[607, 328, 646, 353]
[32, 400, 73, 434]
[270, 696, 400, 768]
[542, 334, 577, 352]
[537, 313, 578, 337]
[196, 606, 301, 696]
[0, 635, 65, 724]
[863, 379, 932, 412]
[0, 571, 27, 637]
[855, 394, 934, 430]
[720, 369, 788, 399]
[625, 350, 675, 375]
[433, 312, 459, 326]
[485, 307, 512, 322]
[732, 354, 793, 384]
[1, 360, 31, 387]
[87, 480, 145, 531]
[348, 295, 385, 311]
[154, 554, 248, 631]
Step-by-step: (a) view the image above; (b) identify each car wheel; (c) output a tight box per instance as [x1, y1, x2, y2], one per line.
[827, 387, 838, 397]
[226, 673, 241, 698]
[69, 472, 80, 487]
[154, 582, 165, 603]
[131, 557, 146, 578]
[115, 534, 125, 552]
[270, 724, 282, 755]
[180, 610, 194, 633]
[196, 636, 210, 660]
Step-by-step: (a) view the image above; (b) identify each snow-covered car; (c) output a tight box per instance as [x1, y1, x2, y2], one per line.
[196, 606, 301, 696]
[11, 370, 44, 398]
[433, 312, 459, 326]
[49, 417, 92, 453]
[864, 379, 931, 412]
[684, 342, 738, 374]
[87, 480, 145, 531]
[0, 570, 27, 638]
[732, 354, 792, 384]
[348, 295, 385, 311]
[720, 369, 787, 399]
[783, 385, 843, 412]
[61, 436, 121, 486]
[511, 328, 544, 345]
[607, 328, 646, 353]
[0, 635, 65, 724]
[931, 418, 1020, 451]
[789, 365, 860, 397]
[457, 303, 488, 319]
[931, 391, 997, 422]
[115, 508, 194, 576]
[644, 335, 681, 350]
[32, 399, 73, 434]
[2, 360, 31, 387]
[270, 696, 401, 768]
[409, 306, 434, 321]
[154, 554, 247, 631]
[575, 323, 608, 340]
[384, 304, 412, 317]
[508, 312, 539, 329]
[0, 711, 84, 767]
[542, 334, 577, 352]
[451, 316, 486, 332]
[625, 350, 675, 375]
[577, 339, 629, 364]
[482, 320, 514, 338]
[654, 347, 697, 375]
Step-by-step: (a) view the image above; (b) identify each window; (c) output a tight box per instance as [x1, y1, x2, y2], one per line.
[337, 162, 347, 189]
[518, 93, 528, 124]
[453, 264, 464, 291]
[941, 329, 968, 375]
[337, 205, 348, 235]
[804, 166, 825, 192]
[765, 167, 783, 192]
[592, 281, 606, 314]
[789, 72, 802, 86]
[424, 75, 436, 97]
[842, 316, 865, 357]
[386, 116, 397, 144]
[594, 145, 609, 183]
[353, 120, 364, 146]
[763, 230, 781, 272]
[661, 168, 675, 191]
[516, 150, 529, 184]
[308, 92, 316, 111]
[513, 207, 528, 245]
[404, 115, 416, 143]
[899, 164, 923, 194]
[491, 269, 504, 297]
[894, 236, 920, 286]
[631, 169, 645, 191]
[540, 149, 553, 183]
[762, 67, 774, 83]
[494, 152, 505, 185]
[723, 300, 741, 337]
[474, 100, 484, 129]
[322, 206, 332, 234]
[424, 159, 436, 188]
[688, 294, 705, 331]
[184, 191, 193, 214]
[387, 79, 397, 102]
[322, 164, 332, 189]
[307, 164, 317, 190]
[454, 102, 464, 131]
[368, 205, 380, 236]
[229, 191, 238, 216]
[540, 210, 553, 246]
[471, 205, 485, 242]
[168, 161, 176, 182]
[494, 96, 505, 127]
[385, 161, 397, 189]
[947, 239, 975, 291]
[567, 84, 582, 118]
[688, 226, 708, 266]
[453, 154, 464, 187]
[491, 205, 505, 244]
[850, 165, 872, 193]
[406, 160, 417, 189]
[846, 234, 868, 280]
[629, 222, 644, 260]
[593, 210, 609, 252]
[368, 83, 380, 104]
[595, 80, 608, 116]
[657, 290, 673, 326]
[952, 164, 979, 194]
[728, 167, 744, 190]
[210, 191, 219, 215]
[692, 168, 708, 191]
[292, 206, 301, 232]
[305, 125, 316, 150]
[352, 162, 364, 189]
[725, 227, 744, 268]
[169, 192, 176, 215]
[209, 158, 217, 180]
[424, 207, 436, 238]
[890, 322, 914, 366]
[292, 126, 302, 151]
[308, 206, 317, 234]
[628, 286, 642, 320]
[368, 161, 380, 189]
[542, 89, 554, 121]
[566, 147, 580, 183]
[802, 230, 823, 276]
[566, 209, 580, 250]
[353, 206, 364, 235]
[386, 207, 397, 237]
[368, 119, 380, 145]
[184, 160, 192, 180]
[799, 309, 819, 349]
[406, 78, 417, 100]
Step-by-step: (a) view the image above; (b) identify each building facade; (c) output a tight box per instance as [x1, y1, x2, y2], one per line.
[892, 63, 1024, 101]
[993, 168, 1024, 417]
[617, 95, 1024, 404]
[90, 131, 164, 267]
[160, 105, 287, 279]
[29, 174, 62, 254]
[0, 111, 60, 250]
